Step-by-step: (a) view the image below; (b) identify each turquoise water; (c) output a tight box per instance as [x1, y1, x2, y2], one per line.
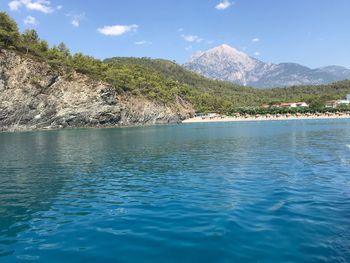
[0, 120, 350, 263]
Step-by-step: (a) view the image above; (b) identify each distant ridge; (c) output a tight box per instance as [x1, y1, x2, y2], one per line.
[184, 44, 350, 88]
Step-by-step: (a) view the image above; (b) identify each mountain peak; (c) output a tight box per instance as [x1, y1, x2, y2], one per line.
[184, 45, 350, 88]
[216, 43, 235, 50]
[184, 44, 260, 86]
[208, 44, 248, 57]
[215, 44, 239, 51]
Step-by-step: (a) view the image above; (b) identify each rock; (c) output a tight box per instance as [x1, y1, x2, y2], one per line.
[0, 50, 194, 131]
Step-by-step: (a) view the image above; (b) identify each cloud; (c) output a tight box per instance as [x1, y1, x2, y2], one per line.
[9, 0, 54, 14]
[252, 38, 260, 42]
[98, 24, 138, 36]
[181, 34, 203, 43]
[56, 5, 62, 10]
[185, 45, 193, 51]
[8, 0, 21, 10]
[134, 40, 152, 45]
[254, 52, 260, 56]
[178, 28, 184, 32]
[215, 0, 232, 10]
[24, 15, 38, 26]
[69, 13, 85, 27]
[71, 20, 79, 27]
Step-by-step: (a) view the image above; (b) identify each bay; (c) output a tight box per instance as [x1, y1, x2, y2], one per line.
[0, 120, 350, 262]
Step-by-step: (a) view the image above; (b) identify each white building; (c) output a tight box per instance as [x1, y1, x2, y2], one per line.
[325, 94, 350, 108]
[337, 100, 350, 105]
[278, 102, 309, 108]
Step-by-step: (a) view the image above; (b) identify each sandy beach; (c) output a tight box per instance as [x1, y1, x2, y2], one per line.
[182, 114, 350, 123]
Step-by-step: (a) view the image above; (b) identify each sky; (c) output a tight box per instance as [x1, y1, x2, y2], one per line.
[1, 0, 350, 68]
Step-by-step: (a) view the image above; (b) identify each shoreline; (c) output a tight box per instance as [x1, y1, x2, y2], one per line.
[182, 114, 350, 123]
[2, 115, 350, 133]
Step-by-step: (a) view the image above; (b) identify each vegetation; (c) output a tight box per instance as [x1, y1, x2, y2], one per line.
[1, 12, 350, 114]
[0, 12, 20, 48]
[228, 105, 350, 116]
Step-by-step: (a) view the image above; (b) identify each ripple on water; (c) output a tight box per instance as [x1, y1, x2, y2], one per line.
[0, 120, 350, 262]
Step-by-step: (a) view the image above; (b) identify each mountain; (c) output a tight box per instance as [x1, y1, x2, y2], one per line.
[314, 66, 350, 80]
[184, 44, 350, 88]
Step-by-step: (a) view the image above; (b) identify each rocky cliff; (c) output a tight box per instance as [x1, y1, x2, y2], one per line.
[0, 50, 194, 131]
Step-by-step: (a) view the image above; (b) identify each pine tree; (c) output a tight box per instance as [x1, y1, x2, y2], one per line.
[21, 29, 39, 54]
[0, 12, 20, 48]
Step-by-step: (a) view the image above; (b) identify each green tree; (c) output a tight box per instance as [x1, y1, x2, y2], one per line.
[37, 40, 49, 53]
[21, 29, 39, 54]
[308, 97, 325, 109]
[0, 12, 20, 48]
[57, 42, 70, 57]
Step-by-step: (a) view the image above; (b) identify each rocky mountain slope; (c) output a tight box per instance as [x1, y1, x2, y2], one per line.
[0, 50, 193, 131]
[184, 44, 350, 88]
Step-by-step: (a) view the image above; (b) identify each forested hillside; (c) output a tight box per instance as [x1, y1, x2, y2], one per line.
[1, 12, 350, 114]
[107, 57, 350, 109]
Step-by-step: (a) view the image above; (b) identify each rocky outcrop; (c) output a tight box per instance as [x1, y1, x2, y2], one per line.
[0, 50, 194, 131]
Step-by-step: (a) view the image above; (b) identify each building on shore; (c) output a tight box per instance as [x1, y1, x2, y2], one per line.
[194, 113, 220, 118]
[270, 102, 309, 108]
[325, 94, 350, 108]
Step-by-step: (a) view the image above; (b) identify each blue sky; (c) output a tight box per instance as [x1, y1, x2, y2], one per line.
[1, 0, 350, 68]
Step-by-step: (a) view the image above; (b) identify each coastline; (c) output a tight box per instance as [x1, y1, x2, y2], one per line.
[2, 115, 350, 133]
[182, 114, 350, 123]
[0, 120, 182, 133]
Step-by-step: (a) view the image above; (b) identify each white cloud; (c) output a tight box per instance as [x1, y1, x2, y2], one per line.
[24, 15, 38, 26]
[178, 28, 184, 32]
[8, 0, 21, 10]
[254, 52, 260, 56]
[215, 0, 232, 10]
[56, 5, 62, 10]
[69, 13, 85, 27]
[98, 24, 138, 36]
[185, 45, 193, 51]
[181, 34, 203, 43]
[134, 40, 152, 45]
[252, 38, 260, 42]
[9, 0, 54, 14]
[71, 20, 79, 27]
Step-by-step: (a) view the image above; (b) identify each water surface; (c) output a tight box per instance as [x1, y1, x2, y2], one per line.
[1, 120, 350, 262]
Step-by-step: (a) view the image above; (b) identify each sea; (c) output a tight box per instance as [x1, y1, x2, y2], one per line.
[0, 119, 350, 262]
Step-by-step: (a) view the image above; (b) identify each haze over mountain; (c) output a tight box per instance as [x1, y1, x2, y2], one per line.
[184, 44, 350, 88]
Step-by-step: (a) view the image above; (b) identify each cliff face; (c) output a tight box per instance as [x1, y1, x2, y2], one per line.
[0, 50, 194, 131]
